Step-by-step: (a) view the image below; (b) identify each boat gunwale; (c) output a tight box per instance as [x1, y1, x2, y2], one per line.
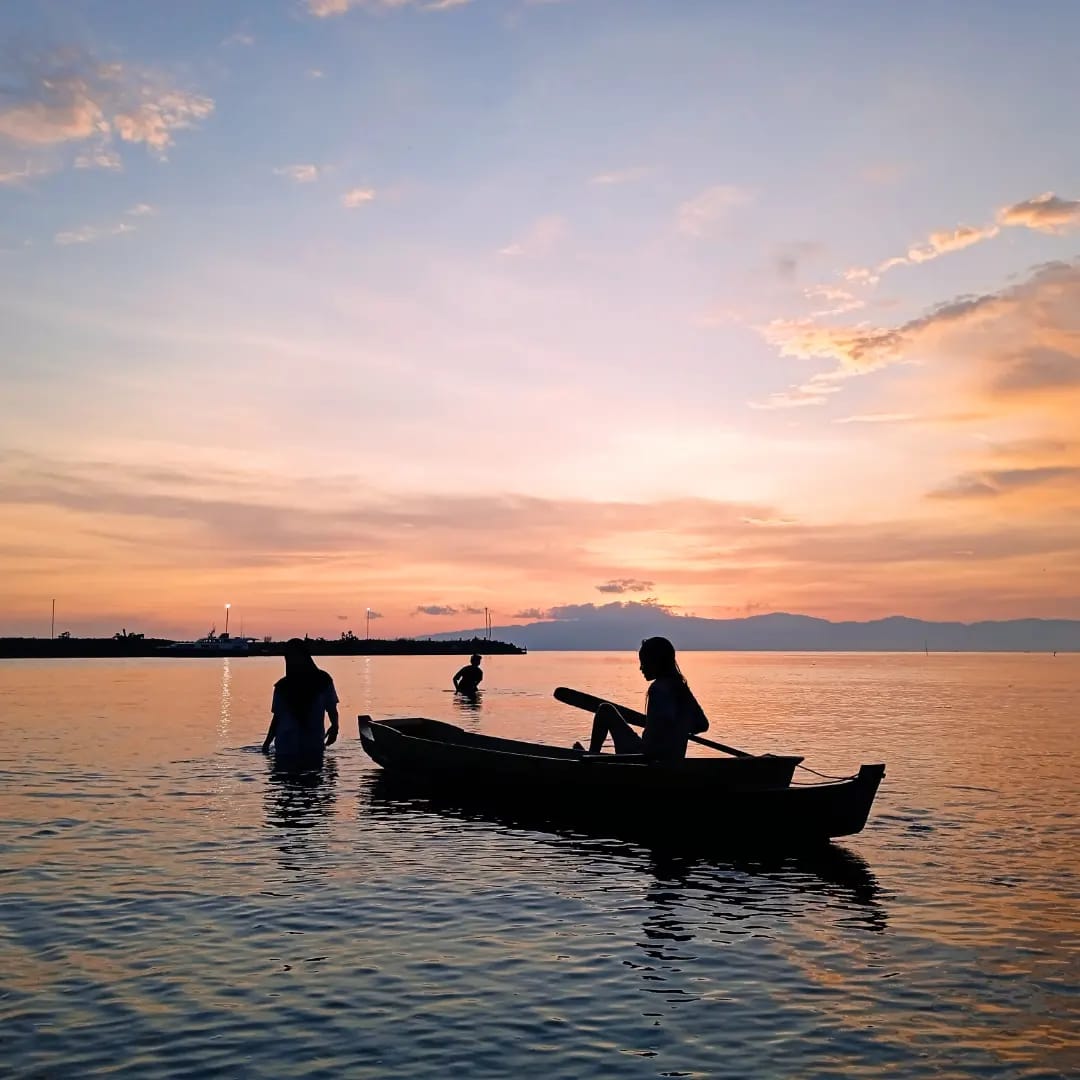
[361, 715, 816, 778]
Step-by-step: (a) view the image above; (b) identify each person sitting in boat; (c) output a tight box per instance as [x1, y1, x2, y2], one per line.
[262, 638, 339, 763]
[453, 653, 484, 694]
[583, 637, 708, 761]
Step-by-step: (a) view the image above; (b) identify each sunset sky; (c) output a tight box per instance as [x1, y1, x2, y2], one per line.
[2, 0, 1079, 639]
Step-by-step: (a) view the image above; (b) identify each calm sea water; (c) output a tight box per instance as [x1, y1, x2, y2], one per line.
[1, 651, 1077, 1078]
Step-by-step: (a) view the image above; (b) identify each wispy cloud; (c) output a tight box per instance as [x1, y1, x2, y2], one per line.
[52, 202, 155, 245]
[997, 192, 1080, 234]
[499, 214, 567, 256]
[803, 285, 864, 317]
[905, 224, 1000, 264]
[341, 186, 376, 207]
[0, 160, 50, 186]
[3, 450, 1077, 628]
[275, 163, 321, 183]
[0, 54, 213, 175]
[750, 374, 844, 410]
[74, 147, 122, 170]
[589, 166, 650, 186]
[843, 191, 1079, 284]
[834, 412, 917, 425]
[676, 185, 753, 237]
[54, 221, 136, 246]
[758, 260, 1080, 416]
[930, 467, 1080, 500]
[307, 0, 471, 15]
[849, 223, 1000, 283]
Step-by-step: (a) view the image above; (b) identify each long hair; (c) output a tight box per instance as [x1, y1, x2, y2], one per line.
[276, 638, 331, 722]
[641, 636, 708, 733]
[639, 637, 685, 683]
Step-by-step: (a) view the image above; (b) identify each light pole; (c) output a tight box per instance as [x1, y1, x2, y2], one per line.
[224, 603, 231, 637]
[366, 607, 372, 640]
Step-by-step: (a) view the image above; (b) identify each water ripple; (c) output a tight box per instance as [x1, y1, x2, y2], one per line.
[2, 653, 1078, 1077]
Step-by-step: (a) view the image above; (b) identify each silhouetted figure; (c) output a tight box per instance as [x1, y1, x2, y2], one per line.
[453, 653, 484, 694]
[262, 638, 339, 765]
[585, 637, 708, 761]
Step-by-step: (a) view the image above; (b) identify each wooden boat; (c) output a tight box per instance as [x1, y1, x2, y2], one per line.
[357, 715, 885, 843]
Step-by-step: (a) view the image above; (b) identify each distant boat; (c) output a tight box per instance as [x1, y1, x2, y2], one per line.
[160, 630, 252, 657]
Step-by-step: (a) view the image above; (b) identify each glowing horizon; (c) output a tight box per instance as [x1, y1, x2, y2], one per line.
[2, 1, 1078, 639]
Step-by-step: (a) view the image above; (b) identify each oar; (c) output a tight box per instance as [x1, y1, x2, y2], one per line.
[553, 686, 752, 758]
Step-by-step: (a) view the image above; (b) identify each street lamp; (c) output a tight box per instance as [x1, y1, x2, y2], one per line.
[224, 603, 231, 637]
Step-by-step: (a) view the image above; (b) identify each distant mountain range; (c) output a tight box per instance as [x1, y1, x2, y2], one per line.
[428, 607, 1080, 651]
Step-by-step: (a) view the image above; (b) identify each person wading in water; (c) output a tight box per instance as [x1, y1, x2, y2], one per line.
[262, 638, 340, 765]
[452, 653, 484, 695]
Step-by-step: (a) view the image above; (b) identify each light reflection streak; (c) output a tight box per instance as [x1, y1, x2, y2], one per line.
[218, 658, 232, 739]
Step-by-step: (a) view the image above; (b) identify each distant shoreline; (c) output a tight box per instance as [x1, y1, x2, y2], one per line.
[0, 636, 526, 659]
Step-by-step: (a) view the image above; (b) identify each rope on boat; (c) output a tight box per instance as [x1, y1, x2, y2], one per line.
[792, 763, 857, 783]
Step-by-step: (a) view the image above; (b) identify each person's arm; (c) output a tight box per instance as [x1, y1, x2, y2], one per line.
[262, 713, 278, 754]
[324, 681, 340, 746]
[262, 687, 282, 753]
[453, 668, 463, 690]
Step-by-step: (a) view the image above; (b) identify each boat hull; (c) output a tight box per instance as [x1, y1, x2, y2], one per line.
[358, 717, 884, 843]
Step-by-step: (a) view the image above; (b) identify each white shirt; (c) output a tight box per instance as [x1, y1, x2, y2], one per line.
[270, 679, 339, 760]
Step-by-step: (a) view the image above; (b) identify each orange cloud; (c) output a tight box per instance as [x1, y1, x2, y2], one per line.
[0, 55, 213, 171]
[3, 448, 1078, 634]
[341, 186, 376, 207]
[0, 79, 104, 144]
[763, 259, 1080, 393]
[274, 163, 320, 183]
[998, 192, 1080, 234]
[841, 191, 1078, 284]
[908, 223, 1000, 261]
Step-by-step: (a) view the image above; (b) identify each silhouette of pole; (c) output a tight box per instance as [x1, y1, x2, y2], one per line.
[51, 599, 55, 639]
[366, 608, 371, 639]
[225, 603, 231, 636]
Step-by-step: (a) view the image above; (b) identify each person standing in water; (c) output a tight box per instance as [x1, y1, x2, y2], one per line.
[262, 638, 339, 763]
[453, 653, 484, 694]
[583, 637, 708, 762]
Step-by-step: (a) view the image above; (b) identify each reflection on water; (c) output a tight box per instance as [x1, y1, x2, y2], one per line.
[1, 652, 1076, 1079]
[264, 757, 339, 876]
[218, 658, 232, 739]
[265, 756, 339, 829]
[361, 772, 887, 931]
[452, 688, 483, 714]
